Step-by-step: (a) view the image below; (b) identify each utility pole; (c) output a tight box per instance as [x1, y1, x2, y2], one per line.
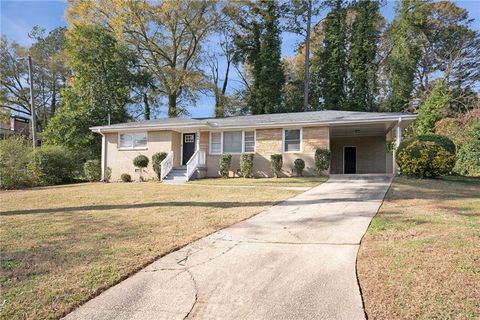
[303, 0, 312, 111]
[27, 55, 37, 148]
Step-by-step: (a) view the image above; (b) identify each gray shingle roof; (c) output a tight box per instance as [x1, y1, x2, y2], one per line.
[91, 110, 416, 131]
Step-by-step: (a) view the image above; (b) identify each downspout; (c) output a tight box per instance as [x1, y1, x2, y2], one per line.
[98, 129, 107, 181]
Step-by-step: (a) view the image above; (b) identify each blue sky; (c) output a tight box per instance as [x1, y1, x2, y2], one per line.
[1, 0, 479, 118]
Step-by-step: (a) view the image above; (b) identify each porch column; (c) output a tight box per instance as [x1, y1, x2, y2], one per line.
[100, 132, 106, 181]
[196, 130, 200, 151]
[395, 118, 402, 175]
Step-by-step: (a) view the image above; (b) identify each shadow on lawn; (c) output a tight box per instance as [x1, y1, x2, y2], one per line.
[0, 196, 374, 216]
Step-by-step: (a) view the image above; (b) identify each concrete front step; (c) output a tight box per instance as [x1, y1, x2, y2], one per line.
[163, 167, 187, 183]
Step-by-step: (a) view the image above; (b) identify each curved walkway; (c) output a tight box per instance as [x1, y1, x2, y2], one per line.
[65, 174, 391, 320]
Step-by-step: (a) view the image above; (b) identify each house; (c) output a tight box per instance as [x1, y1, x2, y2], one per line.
[90, 110, 417, 182]
[0, 115, 36, 140]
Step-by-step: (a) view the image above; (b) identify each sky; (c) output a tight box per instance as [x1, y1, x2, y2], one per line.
[1, 0, 480, 118]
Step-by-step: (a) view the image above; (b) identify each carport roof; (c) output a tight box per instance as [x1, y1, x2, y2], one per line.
[90, 110, 417, 132]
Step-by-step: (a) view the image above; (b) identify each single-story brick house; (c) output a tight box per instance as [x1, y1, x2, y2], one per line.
[90, 110, 416, 182]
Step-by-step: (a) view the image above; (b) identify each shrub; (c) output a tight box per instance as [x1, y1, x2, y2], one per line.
[219, 154, 232, 178]
[294, 158, 305, 176]
[104, 166, 112, 182]
[152, 152, 168, 180]
[315, 148, 331, 175]
[120, 173, 132, 182]
[133, 154, 149, 181]
[133, 155, 149, 168]
[240, 154, 254, 178]
[397, 134, 456, 155]
[270, 154, 283, 177]
[454, 140, 480, 177]
[84, 160, 101, 182]
[28, 145, 77, 185]
[396, 135, 456, 178]
[0, 137, 33, 189]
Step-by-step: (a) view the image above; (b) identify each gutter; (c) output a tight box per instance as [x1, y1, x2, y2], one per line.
[90, 114, 417, 133]
[97, 129, 107, 181]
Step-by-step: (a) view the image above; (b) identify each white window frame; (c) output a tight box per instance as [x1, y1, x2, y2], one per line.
[118, 132, 148, 150]
[209, 130, 256, 155]
[283, 128, 302, 153]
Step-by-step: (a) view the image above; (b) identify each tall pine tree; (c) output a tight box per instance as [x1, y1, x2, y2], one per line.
[385, 0, 428, 112]
[347, 0, 381, 112]
[256, 0, 285, 114]
[314, 0, 348, 110]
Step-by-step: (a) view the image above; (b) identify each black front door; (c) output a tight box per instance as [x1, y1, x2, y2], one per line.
[182, 133, 196, 165]
[344, 147, 356, 174]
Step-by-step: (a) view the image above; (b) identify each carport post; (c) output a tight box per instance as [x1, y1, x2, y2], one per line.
[395, 118, 402, 174]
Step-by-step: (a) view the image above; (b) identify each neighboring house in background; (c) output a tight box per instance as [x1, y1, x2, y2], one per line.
[90, 110, 417, 182]
[0, 115, 31, 139]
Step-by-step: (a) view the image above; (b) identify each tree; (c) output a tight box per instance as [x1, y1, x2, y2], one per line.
[207, 21, 235, 118]
[347, 0, 382, 112]
[229, 0, 285, 114]
[384, 0, 428, 112]
[415, 81, 450, 135]
[0, 28, 69, 131]
[28, 27, 70, 127]
[43, 25, 134, 159]
[312, 0, 348, 110]
[66, 0, 219, 117]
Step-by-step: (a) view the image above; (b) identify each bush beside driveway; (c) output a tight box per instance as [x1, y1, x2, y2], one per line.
[0, 182, 301, 320]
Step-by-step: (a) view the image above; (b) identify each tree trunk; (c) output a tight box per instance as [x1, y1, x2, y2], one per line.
[143, 93, 150, 120]
[168, 93, 177, 117]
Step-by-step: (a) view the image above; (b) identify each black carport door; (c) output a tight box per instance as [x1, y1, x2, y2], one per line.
[344, 147, 356, 174]
[182, 133, 196, 165]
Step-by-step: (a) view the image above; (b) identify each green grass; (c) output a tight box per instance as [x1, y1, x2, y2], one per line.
[0, 182, 302, 320]
[188, 176, 327, 187]
[358, 176, 480, 319]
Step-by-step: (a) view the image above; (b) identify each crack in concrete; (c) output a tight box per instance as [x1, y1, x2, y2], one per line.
[183, 269, 198, 320]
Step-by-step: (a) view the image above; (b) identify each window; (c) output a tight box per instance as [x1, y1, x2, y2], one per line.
[119, 132, 147, 149]
[209, 130, 256, 154]
[210, 132, 222, 154]
[284, 129, 301, 152]
[184, 134, 194, 143]
[223, 131, 242, 153]
[244, 131, 255, 153]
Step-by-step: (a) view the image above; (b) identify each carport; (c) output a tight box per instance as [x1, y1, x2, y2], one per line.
[329, 117, 414, 175]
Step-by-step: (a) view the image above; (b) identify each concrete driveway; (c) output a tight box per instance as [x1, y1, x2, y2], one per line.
[65, 175, 391, 320]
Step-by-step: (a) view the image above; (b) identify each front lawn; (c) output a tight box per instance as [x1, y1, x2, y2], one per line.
[0, 182, 301, 320]
[358, 176, 480, 319]
[189, 176, 327, 187]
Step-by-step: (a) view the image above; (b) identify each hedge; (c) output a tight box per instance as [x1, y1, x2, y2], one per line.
[84, 159, 101, 182]
[240, 154, 254, 178]
[28, 145, 77, 185]
[270, 154, 283, 177]
[294, 158, 305, 176]
[315, 148, 331, 175]
[219, 154, 232, 178]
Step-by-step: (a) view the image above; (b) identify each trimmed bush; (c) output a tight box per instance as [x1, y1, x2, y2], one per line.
[454, 140, 480, 177]
[240, 154, 254, 178]
[28, 145, 77, 185]
[219, 154, 232, 178]
[133, 155, 149, 168]
[315, 148, 331, 175]
[104, 166, 112, 182]
[397, 134, 456, 155]
[270, 154, 283, 178]
[120, 173, 132, 182]
[133, 155, 149, 181]
[84, 160, 101, 182]
[294, 158, 305, 176]
[0, 137, 33, 189]
[396, 135, 456, 178]
[152, 152, 168, 180]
